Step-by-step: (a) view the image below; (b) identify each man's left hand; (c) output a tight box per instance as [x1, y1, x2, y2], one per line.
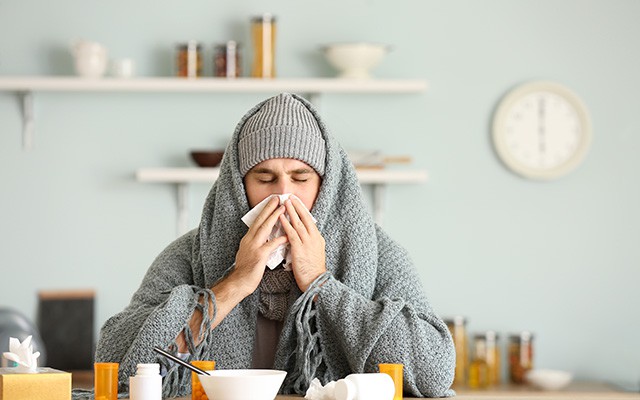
[280, 197, 327, 292]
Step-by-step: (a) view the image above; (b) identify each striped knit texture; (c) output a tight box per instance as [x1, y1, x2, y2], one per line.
[86, 93, 455, 400]
[238, 93, 326, 176]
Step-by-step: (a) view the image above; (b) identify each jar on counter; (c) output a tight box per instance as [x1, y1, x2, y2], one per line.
[467, 334, 489, 389]
[176, 40, 203, 78]
[214, 41, 241, 78]
[508, 331, 534, 384]
[444, 316, 468, 388]
[468, 331, 501, 388]
[250, 13, 276, 78]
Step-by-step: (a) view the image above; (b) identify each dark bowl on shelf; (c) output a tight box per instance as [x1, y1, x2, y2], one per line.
[190, 150, 224, 167]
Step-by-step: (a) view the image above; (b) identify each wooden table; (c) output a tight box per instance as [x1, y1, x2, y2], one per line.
[74, 374, 639, 400]
[161, 382, 640, 400]
[453, 381, 640, 399]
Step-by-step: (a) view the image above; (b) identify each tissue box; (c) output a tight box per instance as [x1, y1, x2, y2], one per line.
[0, 367, 71, 400]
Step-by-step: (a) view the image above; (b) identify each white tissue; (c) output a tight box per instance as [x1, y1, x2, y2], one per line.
[305, 378, 336, 400]
[2, 336, 40, 373]
[241, 193, 317, 270]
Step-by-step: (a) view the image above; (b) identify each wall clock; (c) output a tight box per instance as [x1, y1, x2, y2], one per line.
[492, 81, 592, 180]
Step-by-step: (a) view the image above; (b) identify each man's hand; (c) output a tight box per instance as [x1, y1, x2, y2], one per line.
[280, 197, 327, 292]
[231, 196, 289, 297]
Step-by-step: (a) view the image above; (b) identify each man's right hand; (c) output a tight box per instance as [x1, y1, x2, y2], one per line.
[228, 196, 289, 297]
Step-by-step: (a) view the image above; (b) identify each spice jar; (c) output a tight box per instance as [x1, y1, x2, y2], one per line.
[214, 41, 241, 78]
[467, 331, 500, 388]
[467, 334, 489, 389]
[485, 331, 501, 386]
[444, 316, 468, 388]
[250, 13, 276, 78]
[176, 41, 203, 78]
[508, 331, 534, 384]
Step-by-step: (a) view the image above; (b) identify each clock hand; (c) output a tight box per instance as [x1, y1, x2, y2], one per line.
[538, 96, 546, 161]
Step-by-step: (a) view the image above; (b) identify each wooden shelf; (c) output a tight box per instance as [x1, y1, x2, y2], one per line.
[136, 167, 428, 234]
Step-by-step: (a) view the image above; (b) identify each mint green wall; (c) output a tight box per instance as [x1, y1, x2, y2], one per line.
[1, 0, 638, 386]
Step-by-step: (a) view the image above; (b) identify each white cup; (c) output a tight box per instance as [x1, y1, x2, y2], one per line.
[72, 40, 108, 78]
[111, 58, 135, 78]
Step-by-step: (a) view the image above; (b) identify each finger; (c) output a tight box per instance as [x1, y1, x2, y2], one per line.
[253, 205, 285, 243]
[284, 199, 308, 236]
[279, 213, 301, 245]
[291, 197, 316, 232]
[265, 234, 289, 252]
[248, 197, 281, 233]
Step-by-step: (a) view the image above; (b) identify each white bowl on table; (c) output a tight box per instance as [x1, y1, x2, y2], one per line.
[197, 369, 287, 400]
[322, 42, 390, 79]
[526, 369, 573, 391]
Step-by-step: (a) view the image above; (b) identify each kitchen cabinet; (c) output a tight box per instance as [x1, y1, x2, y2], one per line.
[0, 76, 429, 233]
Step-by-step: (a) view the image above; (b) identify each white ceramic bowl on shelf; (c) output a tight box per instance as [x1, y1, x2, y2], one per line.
[322, 42, 390, 79]
[197, 369, 287, 400]
[526, 369, 573, 391]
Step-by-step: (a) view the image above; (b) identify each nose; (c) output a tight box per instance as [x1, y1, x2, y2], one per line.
[275, 180, 293, 196]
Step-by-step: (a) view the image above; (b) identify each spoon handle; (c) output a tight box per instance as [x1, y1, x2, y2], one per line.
[152, 346, 210, 375]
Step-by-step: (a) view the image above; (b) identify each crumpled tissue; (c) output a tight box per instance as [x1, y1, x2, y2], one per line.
[241, 193, 317, 270]
[305, 378, 337, 400]
[2, 336, 40, 373]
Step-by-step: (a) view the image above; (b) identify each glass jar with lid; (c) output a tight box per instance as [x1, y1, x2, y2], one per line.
[176, 40, 202, 78]
[467, 334, 489, 389]
[250, 13, 276, 78]
[508, 331, 534, 384]
[444, 316, 468, 388]
[214, 41, 241, 78]
[467, 331, 500, 388]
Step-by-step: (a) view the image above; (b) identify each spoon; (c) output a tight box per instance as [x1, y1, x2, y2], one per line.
[152, 346, 211, 376]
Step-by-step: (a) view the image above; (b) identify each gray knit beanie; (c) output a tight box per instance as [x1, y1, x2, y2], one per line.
[238, 93, 326, 176]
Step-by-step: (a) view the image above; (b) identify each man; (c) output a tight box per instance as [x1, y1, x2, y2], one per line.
[95, 93, 455, 398]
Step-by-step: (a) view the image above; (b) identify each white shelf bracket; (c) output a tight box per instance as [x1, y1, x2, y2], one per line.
[176, 183, 189, 236]
[372, 184, 387, 226]
[20, 91, 34, 150]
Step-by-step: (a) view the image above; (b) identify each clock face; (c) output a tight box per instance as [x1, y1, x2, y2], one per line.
[492, 81, 592, 180]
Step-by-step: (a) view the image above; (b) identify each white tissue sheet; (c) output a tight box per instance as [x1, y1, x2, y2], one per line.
[2, 335, 40, 373]
[241, 193, 317, 270]
[305, 378, 336, 400]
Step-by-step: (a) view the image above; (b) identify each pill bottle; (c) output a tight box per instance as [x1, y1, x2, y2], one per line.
[334, 373, 395, 400]
[508, 331, 534, 384]
[129, 363, 162, 400]
[94, 362, 119, 400]
[191, 360, 215, 400]
[378, 363, 403, 400]
[444, 316, 468, 387]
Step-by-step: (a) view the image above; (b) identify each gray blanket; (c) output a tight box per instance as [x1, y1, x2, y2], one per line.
[92, 93, 455, 398]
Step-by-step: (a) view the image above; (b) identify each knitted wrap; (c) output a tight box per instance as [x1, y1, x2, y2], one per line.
[84, 93, 455, 399]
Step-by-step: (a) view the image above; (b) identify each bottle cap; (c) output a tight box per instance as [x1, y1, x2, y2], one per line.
[136, 363, 160, 375]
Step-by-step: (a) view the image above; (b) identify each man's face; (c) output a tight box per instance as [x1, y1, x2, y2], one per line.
[244, 158, 322, 210]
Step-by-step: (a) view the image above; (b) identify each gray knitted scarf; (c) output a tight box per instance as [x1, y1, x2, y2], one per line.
[259, 265, 293, 321]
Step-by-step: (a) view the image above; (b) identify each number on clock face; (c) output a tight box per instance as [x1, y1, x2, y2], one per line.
[505, 91, 584, 170]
